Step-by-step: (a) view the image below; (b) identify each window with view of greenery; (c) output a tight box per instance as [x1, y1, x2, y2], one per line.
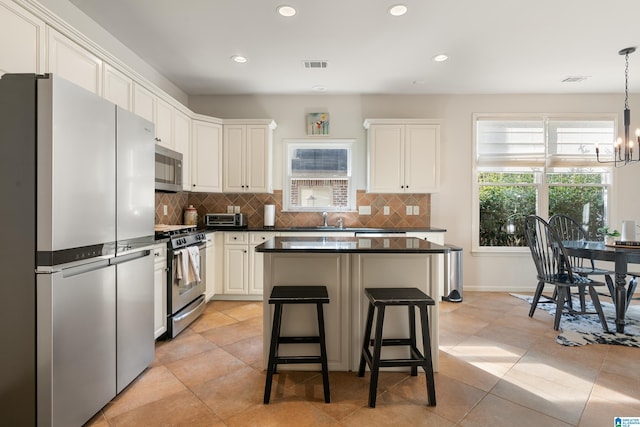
[475, 116, 614, 249]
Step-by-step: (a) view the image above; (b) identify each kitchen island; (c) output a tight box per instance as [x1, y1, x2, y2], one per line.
[255, 236, 449, 372]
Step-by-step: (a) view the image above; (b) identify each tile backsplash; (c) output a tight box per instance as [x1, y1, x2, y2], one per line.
[157, 190, 430, 228]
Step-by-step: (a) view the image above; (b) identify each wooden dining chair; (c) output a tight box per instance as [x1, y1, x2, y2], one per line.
[548, 214, 615, 308]
[524, 215, 609, 331]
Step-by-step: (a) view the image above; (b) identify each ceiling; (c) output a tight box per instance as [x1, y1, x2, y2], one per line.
[69, 0, 640, 96]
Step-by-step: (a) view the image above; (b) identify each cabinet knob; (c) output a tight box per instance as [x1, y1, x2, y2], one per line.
[155, 137, 161, 142]
[193, 183, 196, 187]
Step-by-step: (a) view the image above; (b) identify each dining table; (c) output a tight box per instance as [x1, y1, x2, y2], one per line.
[563, 240, 640, 333]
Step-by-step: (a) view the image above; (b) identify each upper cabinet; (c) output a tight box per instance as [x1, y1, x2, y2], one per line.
[0, 1, 45, 75]
[223, 120, 276, 193]
[46, 27, 102, 95]
[103, 63, 133, 111]
[192, 119, 222, 192]
[155, 97, 173, 148]
[364, 119, 440, 194]
[173, 110, 191, 191]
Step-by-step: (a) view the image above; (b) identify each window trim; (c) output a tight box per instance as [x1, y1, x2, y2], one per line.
[472, 113, 616, 254]
[282, 138, 356, 212]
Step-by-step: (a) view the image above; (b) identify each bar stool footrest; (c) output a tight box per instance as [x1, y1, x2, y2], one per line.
[274, 355, 324, 364]
[278, 336, 321, 344]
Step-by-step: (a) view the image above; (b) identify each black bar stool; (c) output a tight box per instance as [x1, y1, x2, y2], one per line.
[264, 285, 330, 404]
[357, 287, 436, 408]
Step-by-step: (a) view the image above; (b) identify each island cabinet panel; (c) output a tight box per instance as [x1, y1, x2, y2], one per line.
[262, 253, 351, 371]
[350, 254, 438, 371]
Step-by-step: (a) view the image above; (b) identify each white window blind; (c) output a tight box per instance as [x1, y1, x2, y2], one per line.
[547, 119, 615, 166]
[476, 117, 615, 167]
[476, 119, 545, 167]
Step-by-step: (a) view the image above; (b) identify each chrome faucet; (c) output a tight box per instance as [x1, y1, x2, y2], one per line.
[323, 211, 328, 227]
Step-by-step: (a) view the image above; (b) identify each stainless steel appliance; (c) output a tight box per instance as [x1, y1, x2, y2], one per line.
[165, 230, 207, 338]
[205, 213, 247, 229]
[114, 107, 155, 393]
[155, 144, 183, 192]
[0, 74, 154, 426]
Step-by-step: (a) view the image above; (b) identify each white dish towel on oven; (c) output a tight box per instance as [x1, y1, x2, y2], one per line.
[176, 247, 201, 286]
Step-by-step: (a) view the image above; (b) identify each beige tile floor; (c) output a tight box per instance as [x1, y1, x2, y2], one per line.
[85, 292, 640, 426]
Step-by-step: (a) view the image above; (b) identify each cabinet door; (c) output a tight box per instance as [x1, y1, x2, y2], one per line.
[46, 27, 102, 95]
[223, 245, 248, 294]
[223, 125, 246, 192]
[205, 234, 216, 301]
[103, 63, 132, 111]
[0, 0, 45, 75]
[155, 98, 173, 148]
[249, 232, 277, 295]
[192, 120, 222, 192]
[153, 246, 167, 339]
[246, 125, 271, 193]
[368, 124, 404, 193]
[133, 83, 155, 124]
[173, 110, 191, 190]
[404, 125, 439, 193]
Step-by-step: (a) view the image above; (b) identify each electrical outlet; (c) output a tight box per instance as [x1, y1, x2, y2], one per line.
[406, 205, 413, 215]
[234, 206, 241, 213]
[359, 205, 371, 215]
[163, 205, 168, 216]
[383, 206, 390, 215]
[413, 205, 419, 215]
[227, 205, 234, 214]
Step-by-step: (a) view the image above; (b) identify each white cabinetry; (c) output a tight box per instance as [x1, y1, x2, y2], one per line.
[249, 232, 277, 295]
[205, 232, 216, 301]
[173, 110, 191, 190]
[191, 119, 222, 192]
[223, 120, 276, 193]
[132, 83, 175, 149]
[155, 97, 173, 148]
[103, 63, 132, 110]
[46, 26, 102, 95]
[364, 119, 440, 193]
[133, 83, 155, 124]
[221, 231, 276, 298]
[153, 243, 167, 339]
[0, 0, 45, 75]
[223, 232, 249, 295]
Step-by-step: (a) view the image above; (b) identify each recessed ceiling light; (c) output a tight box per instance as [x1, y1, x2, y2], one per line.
[389, 4, 408, 16]
[277, 5, 296, 17]
[231, 55, 248, 63]
[312, 85, 327, 92]
[433, 53, 448, 62]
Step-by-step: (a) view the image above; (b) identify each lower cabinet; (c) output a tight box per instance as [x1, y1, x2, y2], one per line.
[221, 231, 276, 298]
[205, 232, 216, 301]
[153, 243, 167, 339]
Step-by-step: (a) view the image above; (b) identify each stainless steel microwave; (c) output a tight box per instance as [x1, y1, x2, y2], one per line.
[155, 145, 183, 192]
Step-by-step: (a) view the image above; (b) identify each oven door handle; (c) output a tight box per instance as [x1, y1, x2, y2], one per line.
[173, 295, 206, 322]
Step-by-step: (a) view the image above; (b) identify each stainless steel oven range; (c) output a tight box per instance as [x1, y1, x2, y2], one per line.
[158, 227, 207, 338]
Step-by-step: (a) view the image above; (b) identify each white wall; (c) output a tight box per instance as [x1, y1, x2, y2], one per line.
[190, 92, 640, 291]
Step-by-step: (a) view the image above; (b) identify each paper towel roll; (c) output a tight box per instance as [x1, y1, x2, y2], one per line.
[622, 220, 636, 242]
[264, 204, 275, 228]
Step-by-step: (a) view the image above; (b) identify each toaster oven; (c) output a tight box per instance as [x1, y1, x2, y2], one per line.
[204, 213, 247, 229]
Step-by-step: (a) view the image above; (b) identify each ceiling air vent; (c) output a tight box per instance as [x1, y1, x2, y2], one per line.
[561, 76, 589, 83]
[303, 60, 328, 69]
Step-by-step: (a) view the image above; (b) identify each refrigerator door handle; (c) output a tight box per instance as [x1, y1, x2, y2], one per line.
[61, 259, 111, 278]
[111, 249, 152, 265]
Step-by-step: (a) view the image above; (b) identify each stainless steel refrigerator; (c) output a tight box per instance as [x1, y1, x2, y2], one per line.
[0, 74, 155, 426]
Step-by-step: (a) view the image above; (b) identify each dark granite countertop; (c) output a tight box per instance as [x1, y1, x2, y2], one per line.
[209, 227, 447, 233]
[255, 236, 449, 254]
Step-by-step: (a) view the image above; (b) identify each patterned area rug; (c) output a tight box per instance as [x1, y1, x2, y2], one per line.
[511, 293, 640, 347]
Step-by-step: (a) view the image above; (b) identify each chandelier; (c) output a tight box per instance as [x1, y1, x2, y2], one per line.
[596, 47, 640, 167]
